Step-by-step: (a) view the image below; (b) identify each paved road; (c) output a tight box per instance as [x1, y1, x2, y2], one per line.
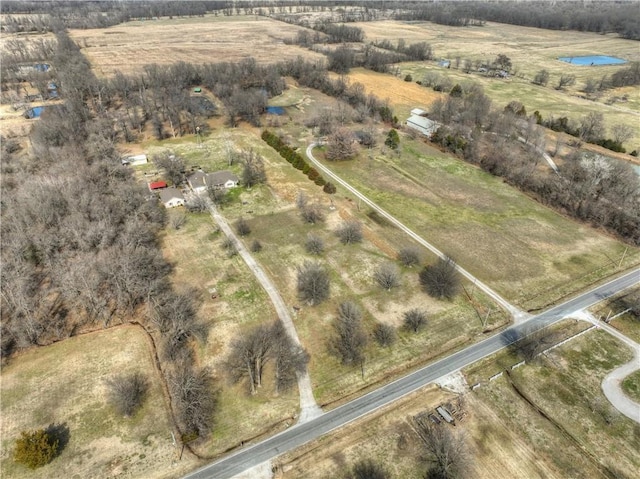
[206, 202, 322, 421]
[184, 267, 640, 479]
[305, 143, 527, 321]
[597, 320, 640, 423]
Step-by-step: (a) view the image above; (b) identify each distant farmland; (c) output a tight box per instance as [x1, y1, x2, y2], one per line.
[69, 15, 325, 77]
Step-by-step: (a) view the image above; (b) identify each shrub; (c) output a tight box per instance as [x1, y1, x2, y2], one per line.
[373, 323, 396, 347]
[106, 372, 149, 417]
[404, 74, 413, 82]
[14, 429, 59, 469]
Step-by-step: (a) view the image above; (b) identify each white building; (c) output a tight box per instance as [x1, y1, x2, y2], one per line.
[406, 114, 440, 137]
[159, 187, 185, 208]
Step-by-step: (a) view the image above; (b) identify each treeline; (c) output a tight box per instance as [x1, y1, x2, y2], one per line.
[396, 1, 640, 40]
[1, 31, 216, 443]
[426, 87, 640, 245]
[261, 130, 327, 188]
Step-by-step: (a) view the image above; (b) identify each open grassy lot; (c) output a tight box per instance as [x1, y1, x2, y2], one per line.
[465, 328, 639, 478]
[350, 20, 640, 149]
[244, 205, 506, 406]
[311, 137, 640, 311]
[622, 370, 640, 403]
[0, 326, 194, 479]
[280, 323, 639, 479]
[160, 211, 300, 456]
[69, 15, 325, 77]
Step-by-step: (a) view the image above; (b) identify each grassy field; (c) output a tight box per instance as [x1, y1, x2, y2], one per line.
[310, 137, 639, 311]
[0, 326, 196, 479]
[350, 20, 640, 149]
[622, 370, 640, 403]
[279, 324, 640, 479]
[68, 15, 325, 77]
[465, 329, 639, 478]
[160, 211, 300, 456]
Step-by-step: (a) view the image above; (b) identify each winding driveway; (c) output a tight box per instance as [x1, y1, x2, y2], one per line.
[206, 201, 322, 423]
[306, 143, 528, 321]
[597, 320, 640, 423]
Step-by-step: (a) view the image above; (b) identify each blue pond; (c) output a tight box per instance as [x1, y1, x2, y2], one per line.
[266, 106, 285, 115]
[558, 55, 626, 66]
[25, 106, 45, 119]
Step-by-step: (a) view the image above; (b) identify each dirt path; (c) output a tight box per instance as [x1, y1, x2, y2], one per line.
[206, 200, 323, 424]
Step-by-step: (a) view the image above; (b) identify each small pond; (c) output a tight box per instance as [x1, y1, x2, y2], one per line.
[558, 55, 627, 66]
[266, 106, 285, 115]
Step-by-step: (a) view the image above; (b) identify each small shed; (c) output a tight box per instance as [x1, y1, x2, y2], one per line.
[411, 108, 428, 116]
[159, 187, 185, 208]
[149, 181, 168, 191]
[193, 87, 202, 93]
[436, 406, 455, 424]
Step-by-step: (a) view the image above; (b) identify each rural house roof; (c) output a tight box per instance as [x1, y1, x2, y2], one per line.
[206, 170, 239, 188]
[159, 187, 184, 203]
[187, 170, 207, 190]
[406, 114, 440, 136]
[149, 181, 168, 190]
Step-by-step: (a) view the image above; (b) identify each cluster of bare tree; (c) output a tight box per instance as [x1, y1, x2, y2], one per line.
[413, 414, 471, 479]
[395, 1, 640, 40]
[225, 321, 308, 395]
[1, 30, 217, 443]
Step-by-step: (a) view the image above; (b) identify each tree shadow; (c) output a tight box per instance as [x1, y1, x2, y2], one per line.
[46, 423, 70, 456]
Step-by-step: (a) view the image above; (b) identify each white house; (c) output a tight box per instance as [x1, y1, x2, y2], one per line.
[159, 187, 185, 208]
[122, 154, 148, 166]
[187, 169, 239, 193]
[407, 114, 440, 137]
[206, 171, 239, 189]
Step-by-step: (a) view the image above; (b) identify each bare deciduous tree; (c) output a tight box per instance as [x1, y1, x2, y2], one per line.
[403, 308, 428, 333]
[336, 220, 363, 245]
[413, 416, 471, 479]
[153, 153, 185, 186]
[225, 323, 272, 395]
[374, 262, 400, 291]
[240, 149, 267, 188]
[250, 239, 262, 253]
[419, 256, 461, 300]
[556, 74, 576, 90]
[610, 123, 635, 146]
[330, 301, 368, 365]
[297, 261, 330, 305]
[105, 372, 149, 417]
[225, 321, 307, 395]
[235, 217, 251, 236]
[373, 322, 396, 347]
[398, 247, 421, 267]
[507, 326, 553, 361]
[305, 233, 325, 255]
[170, 211, 187, 230]
[169, 363, 217, 440]
[326, 127, 359, 161]
[344, 458, 390, 479]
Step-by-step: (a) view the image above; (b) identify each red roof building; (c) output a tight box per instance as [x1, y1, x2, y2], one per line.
[149, 181, 168, 190]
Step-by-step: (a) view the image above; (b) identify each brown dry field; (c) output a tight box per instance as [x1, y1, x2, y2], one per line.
[278, 326, 640, 479]
[354, 20, 640, 70]
[68, 15, 325, 77]
[0, 326, 198, 479]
